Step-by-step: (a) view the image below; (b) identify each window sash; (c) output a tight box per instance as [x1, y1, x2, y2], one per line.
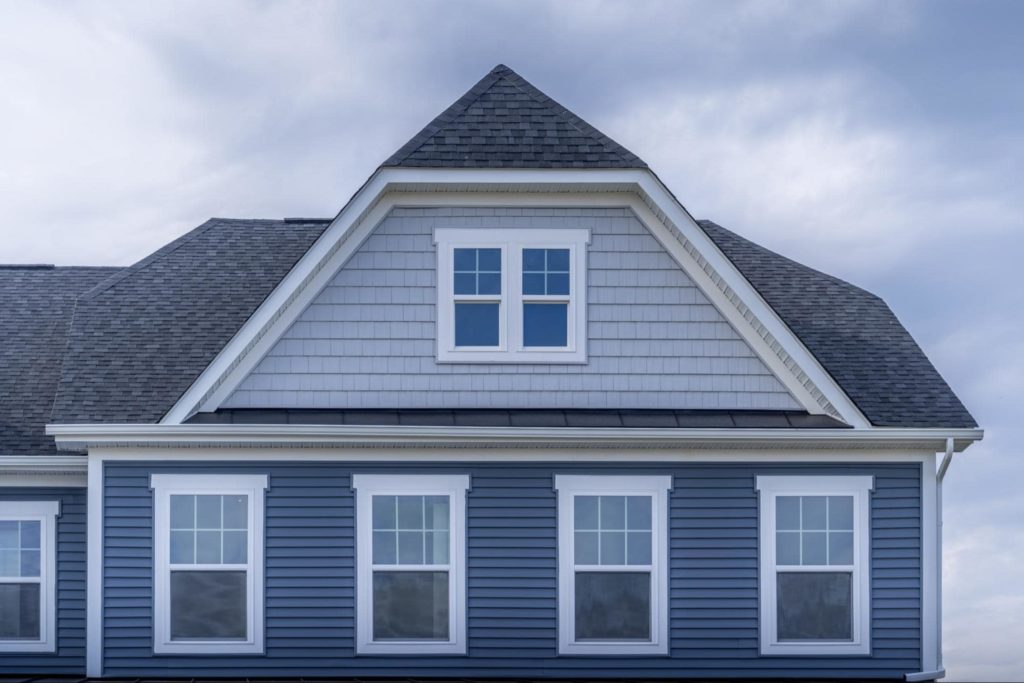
[0, 502, 58, 653]
[555, 475, 670, 655]
[353, 474, 469, 654]
[151, 474, 267, 655]
[755, 476, 872, 656]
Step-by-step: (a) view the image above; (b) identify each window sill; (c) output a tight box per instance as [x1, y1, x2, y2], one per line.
[437, 348, 587, 363]
[760, 640, 871, 656]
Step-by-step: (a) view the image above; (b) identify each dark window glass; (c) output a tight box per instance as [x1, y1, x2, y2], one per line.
[454, 303, 500, 346]
[170, 571, 246, 640]
[523, 303, 567, 347]
[575, 572, 650, 641]
[0, 583, 40, 639]
[373, 571, 449, 640]
[777, 572, 853, 641]
[522, 248, 570, 295]
[453, 248, 501, 295]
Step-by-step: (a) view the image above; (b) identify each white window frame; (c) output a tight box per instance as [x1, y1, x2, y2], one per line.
[756, 475, 873, 656]
[434, 227, 590, 363]
[352, 473, 469, 654]
[554, 474, 671, 655]
[0, 500, 59, 653]
[151, 473, 268, 655]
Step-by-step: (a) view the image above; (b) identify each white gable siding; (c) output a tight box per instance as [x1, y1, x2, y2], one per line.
[223, 207, 800, 410]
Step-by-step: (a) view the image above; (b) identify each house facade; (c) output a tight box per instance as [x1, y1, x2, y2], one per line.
[0, 65, 980, 681]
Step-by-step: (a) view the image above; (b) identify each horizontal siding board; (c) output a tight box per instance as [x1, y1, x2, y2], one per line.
[101, 460, 921, 678]
[0, 487, 87, 673]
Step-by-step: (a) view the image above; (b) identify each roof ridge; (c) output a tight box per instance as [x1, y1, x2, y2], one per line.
[382, 66, 507, 167]
[497, 66, 645, 167]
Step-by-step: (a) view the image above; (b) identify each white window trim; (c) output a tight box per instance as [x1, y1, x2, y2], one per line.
[554, 474, 671, 655]
[150, 473, 268, 655]
[0, 500, 59, 653]
[756, 475, 873, 656]
[434, 227, 590, 363]
[352, 473, 469, 654]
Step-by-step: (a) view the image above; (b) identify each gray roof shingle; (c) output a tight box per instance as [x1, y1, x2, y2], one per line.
[50, 218, 329, 424]
[0, 265, 121, 454]
[383, 64, 647, 169]
[699, 220, 976, 428]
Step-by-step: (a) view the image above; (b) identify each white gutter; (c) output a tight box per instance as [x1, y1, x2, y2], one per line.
[47, 423, 983, 451]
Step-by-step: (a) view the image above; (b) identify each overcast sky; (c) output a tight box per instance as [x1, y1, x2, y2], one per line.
[1, 1, 1021, 679]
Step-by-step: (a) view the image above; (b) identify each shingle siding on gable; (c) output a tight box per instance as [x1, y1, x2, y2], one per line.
[224, 207, 800, 411]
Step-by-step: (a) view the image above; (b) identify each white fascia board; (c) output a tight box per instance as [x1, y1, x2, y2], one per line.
[47, 422, 984, 453]
[162, 166, 881, 427]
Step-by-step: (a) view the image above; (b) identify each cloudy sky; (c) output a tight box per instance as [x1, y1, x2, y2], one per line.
[1, 1, 1021, 679]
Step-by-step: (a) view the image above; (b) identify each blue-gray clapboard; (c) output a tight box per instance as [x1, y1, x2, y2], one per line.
[0, 487, 86, 674]
[101, 462, 921, 678]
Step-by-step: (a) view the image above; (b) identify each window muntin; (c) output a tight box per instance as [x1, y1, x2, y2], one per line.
[151, 474, 267, 654]
[555, 475, 670, 655]
[522, 248, 570, 348]
[453, 248, 502, 348]
[353, 475, 469, 654]
[434, 228, 589, 363]
[756, 476, 872, 656]
[0, 501, 58, 653]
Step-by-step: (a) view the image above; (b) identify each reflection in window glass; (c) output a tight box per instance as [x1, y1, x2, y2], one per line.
[575, 572, 651, 641]
[777, 572, 853, 641]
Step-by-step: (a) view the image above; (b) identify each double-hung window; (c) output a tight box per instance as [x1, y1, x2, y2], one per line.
[0, 501, 58, 653]
[756, 476, 873, 655]
[151, 474, 268, 654]
[555, 475, 670, 654]
[435, 228, 589, 362]
[353, 474, 469, 654]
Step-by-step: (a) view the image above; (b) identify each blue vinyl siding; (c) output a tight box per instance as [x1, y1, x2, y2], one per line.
[0, 487, 86, 673]
[102, 461, 921, 678]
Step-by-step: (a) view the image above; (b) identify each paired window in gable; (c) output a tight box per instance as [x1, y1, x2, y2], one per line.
[0, 501, 59, 653]
[756, 476, 873, 656]
[151, 474, 268, 654]
[435, 228, 589, 362]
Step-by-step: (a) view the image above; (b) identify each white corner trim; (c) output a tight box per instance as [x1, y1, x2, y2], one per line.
[555, 474, 671, 655]
[434, 227, 590, 363]
[921, 455, 939, 673]
[150, 473, 269, 655]
[157, 167, 871, 427]
[352, 473, 469, 654]
[86, 454, 102, 676]
[756, 475, 874, 656]
[0, 500, 60, 653]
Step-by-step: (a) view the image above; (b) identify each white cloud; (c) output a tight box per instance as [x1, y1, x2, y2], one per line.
[609, 74, 1022, 280]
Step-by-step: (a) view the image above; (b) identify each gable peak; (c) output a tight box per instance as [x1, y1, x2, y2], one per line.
[382, 64, 647, 170]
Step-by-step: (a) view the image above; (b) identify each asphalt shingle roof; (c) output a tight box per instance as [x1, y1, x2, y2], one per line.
[0, 265, 120, 454]
[383, 64, 647, 169]
[699, 220, 976, 428]
[50, 218, 329, 424]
